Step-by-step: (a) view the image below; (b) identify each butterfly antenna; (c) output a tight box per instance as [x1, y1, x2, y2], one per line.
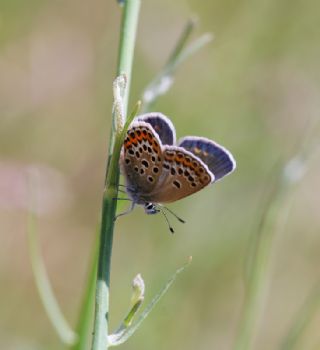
[158, 207, 175, 234]
[161, 205, 186, 224]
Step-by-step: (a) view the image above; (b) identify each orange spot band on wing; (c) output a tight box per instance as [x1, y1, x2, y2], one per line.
[135, 132, 144, 141]
[146, 135, 154, 143]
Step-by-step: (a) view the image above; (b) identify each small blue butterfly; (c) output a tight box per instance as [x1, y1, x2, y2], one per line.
[119, 113, 236, 229]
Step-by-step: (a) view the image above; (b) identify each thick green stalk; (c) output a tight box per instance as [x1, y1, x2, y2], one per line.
[91, 1, 140, 350]
[117, 0, 140, 112]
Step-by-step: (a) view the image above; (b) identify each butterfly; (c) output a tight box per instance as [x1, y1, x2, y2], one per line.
[119, 113, 236, 230]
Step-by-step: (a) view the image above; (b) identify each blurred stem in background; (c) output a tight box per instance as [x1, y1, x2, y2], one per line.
[234, 123, 320, 350]
[281, 282, 320, 350]
[27, 175, 78, 346]
[141, 18, 212, 113]
[234, 168, 292, 350]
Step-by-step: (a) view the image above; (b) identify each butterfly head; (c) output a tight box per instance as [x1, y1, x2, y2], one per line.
[144, 202, 159, 215]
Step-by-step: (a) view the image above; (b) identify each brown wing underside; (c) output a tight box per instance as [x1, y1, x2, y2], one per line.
[122, 122, 163, 194]
[143, 146, 214, 203]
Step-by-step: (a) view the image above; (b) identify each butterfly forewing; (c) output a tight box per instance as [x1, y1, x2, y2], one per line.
[122, 122, 163, 196]
[145, 146, 214, 203]
[137, 113, 176, 145]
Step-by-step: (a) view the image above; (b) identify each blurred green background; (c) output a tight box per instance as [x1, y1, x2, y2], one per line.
[0, 0, 319, 349]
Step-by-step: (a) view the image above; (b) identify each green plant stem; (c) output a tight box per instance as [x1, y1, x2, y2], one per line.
[117, 1, 140, 112]
[91, 1, 140, 350]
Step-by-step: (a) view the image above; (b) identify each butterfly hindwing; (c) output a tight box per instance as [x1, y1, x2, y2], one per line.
[145, 146, 214, 203]
[178, 136, 236, 181]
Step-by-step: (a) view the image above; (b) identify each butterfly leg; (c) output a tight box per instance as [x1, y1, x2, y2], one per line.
[114, 201, 135, 221]
[114, 184, 127, 194]
[118, 184, 135, 193]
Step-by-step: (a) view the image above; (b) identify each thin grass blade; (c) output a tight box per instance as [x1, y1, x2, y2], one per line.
[108, 257, 192, 347]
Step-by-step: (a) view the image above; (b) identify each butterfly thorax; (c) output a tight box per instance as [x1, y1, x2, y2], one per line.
[125, 184, 151, 205]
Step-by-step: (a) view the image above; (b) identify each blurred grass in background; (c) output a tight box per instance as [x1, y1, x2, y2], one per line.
[0, 0, 319, 349]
